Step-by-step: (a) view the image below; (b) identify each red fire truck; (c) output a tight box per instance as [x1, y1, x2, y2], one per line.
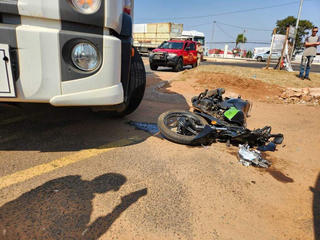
[149, 40, 198, 72]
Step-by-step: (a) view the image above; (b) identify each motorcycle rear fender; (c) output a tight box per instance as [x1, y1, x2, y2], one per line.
[190, 125, 216, 145]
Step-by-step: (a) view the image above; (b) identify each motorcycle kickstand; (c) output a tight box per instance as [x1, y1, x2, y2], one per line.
[226, 139, 231, 147]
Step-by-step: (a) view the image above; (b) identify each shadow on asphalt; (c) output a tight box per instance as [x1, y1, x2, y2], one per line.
[0, 173, 147, 239]
[311, 173, 320, 240]
[0, 71, 189, 152]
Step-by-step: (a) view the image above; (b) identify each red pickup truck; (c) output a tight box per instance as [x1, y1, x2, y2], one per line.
[149, 40, 198, 72]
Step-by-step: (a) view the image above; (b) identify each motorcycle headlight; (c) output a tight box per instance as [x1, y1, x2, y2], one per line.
[71, 42, 101, 71]
[168, 53, 177, 58]
[70, 0, 101, 14]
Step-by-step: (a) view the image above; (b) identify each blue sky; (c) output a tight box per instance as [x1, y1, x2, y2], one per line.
[134, 0, 320, 51]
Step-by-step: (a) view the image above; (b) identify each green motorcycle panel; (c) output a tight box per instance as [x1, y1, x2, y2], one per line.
[224, 107, 240, 121]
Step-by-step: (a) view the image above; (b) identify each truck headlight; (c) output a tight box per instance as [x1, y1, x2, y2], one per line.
[71, 42, 101, 71]
[168, 53, 177, 58]
[70, 0, 101, 14]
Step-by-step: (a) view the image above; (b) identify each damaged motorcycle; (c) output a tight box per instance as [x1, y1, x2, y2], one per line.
[158, 88, 284, 146]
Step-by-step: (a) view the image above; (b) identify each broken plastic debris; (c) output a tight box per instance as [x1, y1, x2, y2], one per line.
[82, 228, 88, 236]
[238, 144, 271, 168]
[257, 142, 276, 152]
[201, 144, 210, 149]
[127, 121, 159, 135]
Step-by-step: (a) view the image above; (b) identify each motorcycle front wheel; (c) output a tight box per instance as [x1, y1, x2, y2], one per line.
[157, 110, 208, 145]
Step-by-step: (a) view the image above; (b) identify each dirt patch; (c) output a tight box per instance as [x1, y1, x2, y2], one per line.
[158, 65, 320, 104]
[193, 65, 320, 88]
[195, 72, 283, 101]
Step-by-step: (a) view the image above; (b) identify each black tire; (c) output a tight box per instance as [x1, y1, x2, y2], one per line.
[96, 48, 146, 117]
[150, 64, 158, 71]
[257, 57, 262, 62]
[192, 61, 198, 68]
[173, 58, 183, 72]
[158, 110, 208, 145]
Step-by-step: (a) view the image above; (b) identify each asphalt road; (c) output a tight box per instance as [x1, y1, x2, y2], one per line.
[0, 61, 318, 239]
[202, 59, 320, 73]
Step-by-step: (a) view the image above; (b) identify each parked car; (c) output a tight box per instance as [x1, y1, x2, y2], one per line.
[149, 40, 198, 72]
[255, 51, 281, 62]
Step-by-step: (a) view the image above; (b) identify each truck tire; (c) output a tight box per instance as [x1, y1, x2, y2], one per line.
[150, 64, 158, 71]
[257, 56, 262, 62]
[173, 58, 183, 72]
[95, 48, 146, 117]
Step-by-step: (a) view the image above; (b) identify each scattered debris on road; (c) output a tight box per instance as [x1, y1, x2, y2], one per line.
[257, 142, 276, 152]
[128, 121, 159, 135]
[238, 144, 271, 168]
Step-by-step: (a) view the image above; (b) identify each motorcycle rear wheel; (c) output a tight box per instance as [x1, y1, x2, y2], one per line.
[158, 110, 208, 145]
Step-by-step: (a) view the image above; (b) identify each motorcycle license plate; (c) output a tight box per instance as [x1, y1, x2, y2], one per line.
[0, 44, 16, 98]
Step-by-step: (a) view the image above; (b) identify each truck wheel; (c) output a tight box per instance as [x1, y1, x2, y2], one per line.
[257, 56, 262, 62]
[150, 64, 158, 71]
[95, 48, 146, 117]
[173, 58, 183, 72]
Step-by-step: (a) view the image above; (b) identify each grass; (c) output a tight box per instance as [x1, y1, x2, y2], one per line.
[187, 65, 320, 88]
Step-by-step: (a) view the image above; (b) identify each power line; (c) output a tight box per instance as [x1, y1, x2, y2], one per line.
[207, 42, 271, 45]
[136, 1, 305, 21]
[185, 21, 274, 32]
[184, 22, 213, 29]
[215, 23, 236, 40]
[216, 22, 273, 32]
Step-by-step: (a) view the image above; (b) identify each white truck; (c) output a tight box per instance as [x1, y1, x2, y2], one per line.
[133, 22, 183, 54]
[0, 0, 145, 117]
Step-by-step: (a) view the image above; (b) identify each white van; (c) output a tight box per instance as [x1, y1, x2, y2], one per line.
[0, 0, 145, 116]
[253, 47, 270, 59]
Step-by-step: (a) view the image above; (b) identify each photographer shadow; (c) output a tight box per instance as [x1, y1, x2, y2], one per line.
[0, 173, 147, 239]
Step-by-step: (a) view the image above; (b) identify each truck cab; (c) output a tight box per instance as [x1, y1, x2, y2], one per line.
[149, 40, 198, 72]
[0, 0, 145, 117]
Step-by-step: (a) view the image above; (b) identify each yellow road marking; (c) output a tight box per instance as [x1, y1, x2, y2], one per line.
[0, 114, 34, 125]
[0, 136, 142, 190]
[0, 135, 18, 144]
[0, 108, 67, 126]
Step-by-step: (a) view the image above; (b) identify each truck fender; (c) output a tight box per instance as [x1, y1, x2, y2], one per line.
[120, 13, 132, 37]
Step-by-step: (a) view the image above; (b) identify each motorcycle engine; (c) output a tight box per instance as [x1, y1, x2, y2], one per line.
[199, 99, 213, 111]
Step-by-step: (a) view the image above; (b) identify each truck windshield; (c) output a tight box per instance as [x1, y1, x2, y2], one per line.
[159, 42, 184, 49]
[194, 37, 205, 45]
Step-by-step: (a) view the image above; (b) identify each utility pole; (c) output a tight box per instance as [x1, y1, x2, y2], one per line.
[240, 30, 246, 58]
[266, 28, 277, 69]
[291, 0, 304, 58]
[210, 21, 216, 55]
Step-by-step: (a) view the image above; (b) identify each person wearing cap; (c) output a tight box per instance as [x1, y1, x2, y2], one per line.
[299, 26, 320, 80]
[196, 42, 204, 66]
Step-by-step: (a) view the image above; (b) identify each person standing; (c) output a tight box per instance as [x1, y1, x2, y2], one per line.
[196, 42, 204, 66]
[299, 27, 320, 80]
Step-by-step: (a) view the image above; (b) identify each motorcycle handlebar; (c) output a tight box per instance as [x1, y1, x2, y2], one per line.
[206, 88, 226, 98]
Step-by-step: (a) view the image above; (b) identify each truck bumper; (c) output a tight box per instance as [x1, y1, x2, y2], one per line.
[0, 22, 124, 106]
[149, 56, 179, 67]
[50, 83, 123, 106]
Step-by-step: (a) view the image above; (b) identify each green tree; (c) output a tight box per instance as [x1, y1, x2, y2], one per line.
[276, 16, 313, 51]
[236, 34, 247, 48]
[246, 50, 253, 58]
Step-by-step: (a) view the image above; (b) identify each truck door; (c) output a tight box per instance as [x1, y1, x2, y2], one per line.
[185, 42, 197, 65]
